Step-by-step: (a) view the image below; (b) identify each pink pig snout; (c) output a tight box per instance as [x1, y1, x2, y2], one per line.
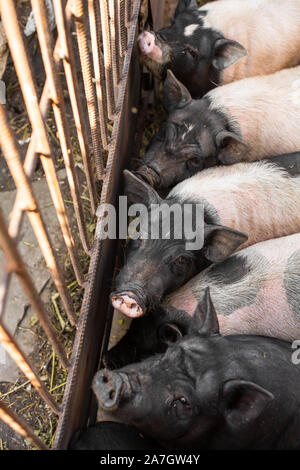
[111, 294, 144, 318]
[137, 31, 163, 62]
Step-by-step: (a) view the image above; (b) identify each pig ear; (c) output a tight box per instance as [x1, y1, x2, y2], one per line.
[123, 170, 162, 206]
[221, 379, 274, 430]
[203, 224, 248, 263]
[216, 130, 250, 165]
[194, 287, 220, 336]
[163, 70, 192, 111]
[212, 38, 247, 71]
[175, 0, 198, 16]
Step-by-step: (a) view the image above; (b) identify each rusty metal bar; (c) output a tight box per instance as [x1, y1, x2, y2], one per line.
[0, 208, 70, 369]
[69, 0, 104, 180]
[88, 0, 109, 149]
[0, 0, 84, 290]
[0, 400, 48, 450]
[0, 37, 67, 325]
[0, 323, 60, 415]
[54, 0, 142, 449]
[125, 0, 132, 27]
[109, 0, 121, 92]
[31, 0, 91, 256]
[0, 96, 51, 322]
[53, 0, 98, 215]
[101, 0, 141, 205]
[99, 0, 115, 120]
[0, 104, 77, 327]
[118, 0, 128, 59]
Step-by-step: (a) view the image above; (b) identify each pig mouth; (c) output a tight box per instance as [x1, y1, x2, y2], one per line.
[111, 291, 145, 318]
[135, 165, 161, 188]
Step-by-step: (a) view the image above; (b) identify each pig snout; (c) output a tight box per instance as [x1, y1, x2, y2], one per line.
[138, 31, 163, 62]
[111, 293, 144, 318]
[93, 370, 131, 411]
[135, 165, 161, 188]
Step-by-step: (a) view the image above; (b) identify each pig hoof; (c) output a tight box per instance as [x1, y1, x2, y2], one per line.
[111, 294, 144, 318]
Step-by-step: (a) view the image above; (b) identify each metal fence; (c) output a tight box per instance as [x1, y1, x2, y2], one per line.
[0, 0, 143, 449]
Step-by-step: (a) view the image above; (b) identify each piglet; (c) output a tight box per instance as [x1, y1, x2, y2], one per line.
[137, 67, 300, 189]
[95, 289, 300, 450]
[138, 0, 300, 98]
[111, 161, 300, 318]
[105, 233, 300, 368]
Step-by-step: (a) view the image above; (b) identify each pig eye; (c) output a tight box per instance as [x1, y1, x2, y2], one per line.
[174, 256, 188, 266]
[183, 47, 198, 59]
[171, 256, 191, 275]
[187, 157, 203, 169]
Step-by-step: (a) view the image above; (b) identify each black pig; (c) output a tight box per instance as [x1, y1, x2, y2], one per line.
[138, 0, 300, 99]
[111, 169, 247, 318]
[70, 421, 160, 450]
[94, 289, 300, 450]
[111, 160, 300, 318]
[138, 0, 246, 98]
[136, 69, 300, 189]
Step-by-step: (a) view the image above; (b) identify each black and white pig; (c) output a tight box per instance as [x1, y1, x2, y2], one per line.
[111, 161, 300, 318]
[136, 67, 300, 189]
[138, 0, 300, 98]
[94, 289, 300, 450]
[105, 232, 300, 369]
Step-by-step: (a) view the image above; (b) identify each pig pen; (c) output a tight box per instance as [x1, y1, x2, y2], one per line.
[0, 0, 216, 450]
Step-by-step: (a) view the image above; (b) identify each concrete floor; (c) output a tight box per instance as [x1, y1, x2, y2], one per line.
[0, 169, 67, 382]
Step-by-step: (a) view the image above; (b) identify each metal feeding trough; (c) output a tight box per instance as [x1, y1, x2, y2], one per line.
[0, 0, 168, 450]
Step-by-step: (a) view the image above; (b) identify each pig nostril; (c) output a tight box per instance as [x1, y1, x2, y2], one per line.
[102, 374, 109, 384]
[109, 390, 115, 400]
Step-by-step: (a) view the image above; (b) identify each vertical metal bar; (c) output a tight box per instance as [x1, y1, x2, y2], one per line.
[125, 0, 132, 27]
[0, 0, 84, 289]
[100, 0, 141, 205]
[53, 0, 98, 214]
[0, 323, 60, 415]
[31, 0, 91, 255]
[69, 0, 104, 180]
[109, 0, 121, 91]
[0, 0, 95, 381]
[118, 0, 128, 59]
[0, 104, 77, 327]
[0, 92, 52, 322]
[0, 208, 70, 369]
[53, 0, 142, 449]
[0, 401, 48, 450]
[88, 0, 109, 150]
[99, 0, 115, 120]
